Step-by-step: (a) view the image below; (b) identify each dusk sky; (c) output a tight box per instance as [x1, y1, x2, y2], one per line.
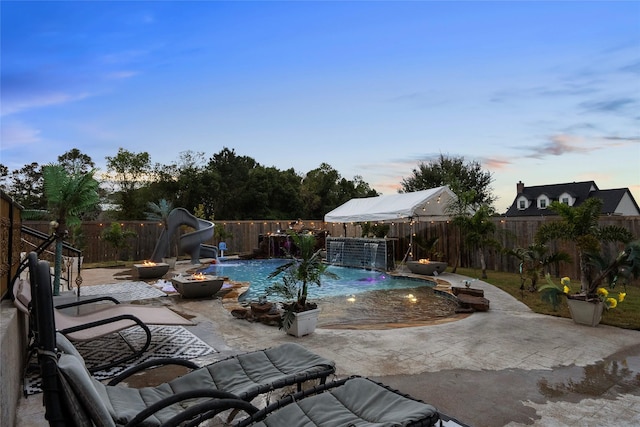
[2, 1, 639, 213]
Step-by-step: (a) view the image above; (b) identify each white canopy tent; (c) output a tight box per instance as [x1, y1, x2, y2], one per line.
[324, 186, 458, 263]
[324, 186, 458, 223]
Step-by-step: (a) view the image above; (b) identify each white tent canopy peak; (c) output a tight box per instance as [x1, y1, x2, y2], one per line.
[324, 186, 458, 223]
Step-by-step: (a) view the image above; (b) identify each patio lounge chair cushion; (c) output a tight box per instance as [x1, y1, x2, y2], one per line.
[14, 277, 193, 341]
[53, 304, 192, 341]
[248, 377, 439, 427]
[55, 333, 336, 426]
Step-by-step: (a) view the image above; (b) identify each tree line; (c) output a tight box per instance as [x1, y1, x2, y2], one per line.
[1, 148, 495, 221]
[5, 147, 635, 290]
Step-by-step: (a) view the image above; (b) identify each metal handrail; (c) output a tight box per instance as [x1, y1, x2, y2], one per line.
[5, 226, 83, 300]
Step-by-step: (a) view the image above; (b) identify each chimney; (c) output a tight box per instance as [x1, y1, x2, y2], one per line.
[517, 181, 524, 194]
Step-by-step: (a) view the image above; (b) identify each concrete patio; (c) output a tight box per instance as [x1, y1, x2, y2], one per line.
[14, 264, 640, 426]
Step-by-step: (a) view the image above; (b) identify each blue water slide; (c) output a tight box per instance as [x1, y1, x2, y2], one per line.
[150, 208, 215, 264]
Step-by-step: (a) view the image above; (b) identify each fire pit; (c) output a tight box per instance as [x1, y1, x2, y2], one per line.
[406, 259, 447, 276]
[133, 261, 170, 279]
[171, 273, 225, 298]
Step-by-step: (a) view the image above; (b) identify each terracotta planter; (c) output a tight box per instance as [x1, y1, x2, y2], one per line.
[567, 298, 604, 327]
[286, 308, 320, 337]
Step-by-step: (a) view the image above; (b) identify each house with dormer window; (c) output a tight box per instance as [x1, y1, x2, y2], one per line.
[505, 181, 640, 217]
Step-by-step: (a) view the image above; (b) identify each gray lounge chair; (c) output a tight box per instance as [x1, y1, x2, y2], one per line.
[29, 253, 337, 427]
[13, 259, 192, 373]
[173, 375, 442, 426]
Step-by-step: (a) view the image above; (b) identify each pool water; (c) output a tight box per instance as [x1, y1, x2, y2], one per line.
[197, 259, 437, 301]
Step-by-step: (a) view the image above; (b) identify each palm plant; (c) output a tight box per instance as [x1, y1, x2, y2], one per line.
[587, 240, 640, 292]
[535, 198, 633, 295]
[446, 189, 476, 273]
[505, 243, 571, 291]
[267, 231, 338, 330]
[457, 204, 502, 279]
[41, 164, 100, 295]
[414, 235, 441, 261]
[145, 199, 175, 257]
[539, 240, 640, 310]
[101, 223, 137, 261]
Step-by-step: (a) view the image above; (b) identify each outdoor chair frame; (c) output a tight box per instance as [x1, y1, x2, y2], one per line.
[13, 252, 193, 374]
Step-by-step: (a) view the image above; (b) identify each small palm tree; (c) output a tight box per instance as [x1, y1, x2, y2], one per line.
[267, 231, 337, 330]
[505, 243, 572, 291]
[101, 223, 137, 261]
[41, 164, 99, 294]
[587, 240, 640, 292]
[145, 199, 175, 257]
[414, 235, 441, 261]
[539, 240, 640, 309]
[446, 189, 476, 273]
[535, 198, 633, 295]
[457, 204, 502, 279]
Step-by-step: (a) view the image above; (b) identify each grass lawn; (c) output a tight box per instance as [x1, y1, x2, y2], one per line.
[454, 267, 640, 331]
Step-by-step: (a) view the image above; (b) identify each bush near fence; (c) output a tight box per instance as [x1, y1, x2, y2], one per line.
[20, 216, 640, 280]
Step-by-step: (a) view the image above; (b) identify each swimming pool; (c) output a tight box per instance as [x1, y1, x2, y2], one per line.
[198, 259, 437, 301]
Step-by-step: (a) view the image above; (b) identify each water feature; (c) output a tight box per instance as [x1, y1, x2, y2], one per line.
[364, 242, 379, 268]
[329, 241, 344, 264]
[326, 237, 395, 270]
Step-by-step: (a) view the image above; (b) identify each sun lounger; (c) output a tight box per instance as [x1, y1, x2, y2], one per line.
[174, 376, 442, 427]
[29, 253, 336, 427]
[13, 252, 192, 373]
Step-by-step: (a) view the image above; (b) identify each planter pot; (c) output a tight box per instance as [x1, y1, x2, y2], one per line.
[285, 308, 320, 337]
[567, 298, 604, 327]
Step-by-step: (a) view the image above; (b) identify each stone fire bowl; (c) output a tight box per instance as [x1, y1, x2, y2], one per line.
[406, 261, 448, 276]
[171, 275, 224, 298]
[133, 263, 170, 279]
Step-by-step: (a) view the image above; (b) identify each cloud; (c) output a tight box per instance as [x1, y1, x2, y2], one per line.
[481, 157, 512, 170]
[580, 97, 636, 114]
[141, 12, 155, 24]
[602, 135, 640, 145]
[1, 91, 91, 116]
[385, 92, 448, 110]
[105, 70, 139, 80]
[99, 49, 150, 65]
[534, 85, 599, 98]
[0, 119, 41, 149]
[521, 133, 639, 159]
[619, 60, 640, 75]
[525, 134, 595, 159]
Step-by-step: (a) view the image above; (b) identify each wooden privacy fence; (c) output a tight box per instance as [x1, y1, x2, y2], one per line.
[1, 192, 22, 297]
[21, 216, 640, 280]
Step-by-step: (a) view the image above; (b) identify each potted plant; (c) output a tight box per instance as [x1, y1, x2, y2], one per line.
[539, 240, 640, 326]
[267, 230, 338, 337]
[535, 198, 637, 325]
[536, 199, 634, 296]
